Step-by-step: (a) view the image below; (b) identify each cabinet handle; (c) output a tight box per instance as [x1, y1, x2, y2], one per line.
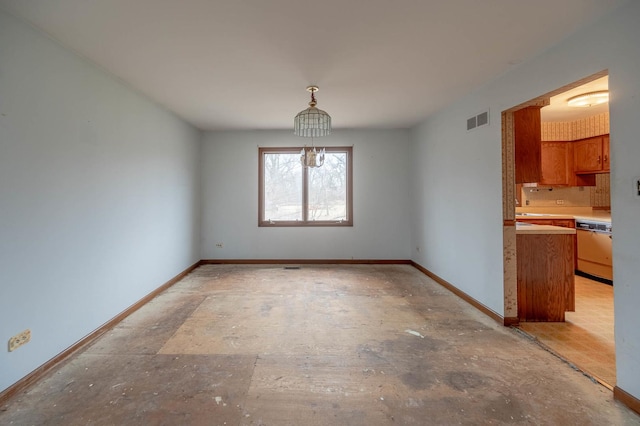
[597, 155, 601, 163]
[604, 155, 608, 162]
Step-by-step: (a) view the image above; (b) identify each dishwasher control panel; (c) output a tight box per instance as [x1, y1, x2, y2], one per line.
[576, 219, 612, 234]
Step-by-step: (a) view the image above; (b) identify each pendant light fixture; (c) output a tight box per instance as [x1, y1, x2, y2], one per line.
[294, 86, 331, 168]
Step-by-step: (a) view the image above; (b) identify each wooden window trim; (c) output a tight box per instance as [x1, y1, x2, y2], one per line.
[258, 146, 353, 227]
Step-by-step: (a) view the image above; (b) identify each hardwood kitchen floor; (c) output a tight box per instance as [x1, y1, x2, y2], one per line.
[518, 276, 616, 388]
[1, 265, 635, 425]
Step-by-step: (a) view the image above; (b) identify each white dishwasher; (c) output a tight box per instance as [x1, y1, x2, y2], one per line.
[576, 219, 613, 282]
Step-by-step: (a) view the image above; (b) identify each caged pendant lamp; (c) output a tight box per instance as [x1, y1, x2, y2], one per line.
[294, 86, 331, 168]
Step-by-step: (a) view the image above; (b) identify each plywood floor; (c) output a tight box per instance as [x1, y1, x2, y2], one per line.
[1, 265, 637, 425]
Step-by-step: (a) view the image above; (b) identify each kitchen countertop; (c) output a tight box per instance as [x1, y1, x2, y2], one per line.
[516, 211, 611, 223]
[573, 213, 611, 223]
[516, 213, 576, 219]
[516, 222, 577, 234]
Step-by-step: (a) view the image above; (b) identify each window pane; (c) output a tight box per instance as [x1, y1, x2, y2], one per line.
[263, 152, 303, 221]
[307, 152, 347, 221]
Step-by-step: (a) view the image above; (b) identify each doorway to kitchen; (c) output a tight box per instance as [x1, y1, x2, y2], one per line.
[501, 70, 615, 389]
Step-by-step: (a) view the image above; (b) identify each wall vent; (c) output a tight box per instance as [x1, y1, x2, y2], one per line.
[467, 116, 477, 131]
[467, 110, 490, 131]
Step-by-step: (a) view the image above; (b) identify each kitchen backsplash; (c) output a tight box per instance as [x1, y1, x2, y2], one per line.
[521, 186, 590, 207]
[541, 112, 609, 141]
[521, 173, 610, 208]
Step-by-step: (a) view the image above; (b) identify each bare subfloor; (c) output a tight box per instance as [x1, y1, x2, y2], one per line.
[1, 265, 638, 425]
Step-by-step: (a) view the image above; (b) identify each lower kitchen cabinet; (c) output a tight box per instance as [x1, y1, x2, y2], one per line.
[517, 233, 575, 321]
[517, 217, 577, 271]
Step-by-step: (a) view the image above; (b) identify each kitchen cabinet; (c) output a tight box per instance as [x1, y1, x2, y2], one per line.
[517, 217, 577, 284]
[515, 106, 542, 183]
[574, 135, 610, 173]
[517, 231, 575, 322]
[539, 141, 573, 186]
[603, 135, 610, 171]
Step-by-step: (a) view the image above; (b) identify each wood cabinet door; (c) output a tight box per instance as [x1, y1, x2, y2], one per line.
[540, 142, 570, 185]
[574, 137, 603, 173]
[516, 233, 575, 321]
[514, 106, 542, 183]
[602, 135, 610, 171]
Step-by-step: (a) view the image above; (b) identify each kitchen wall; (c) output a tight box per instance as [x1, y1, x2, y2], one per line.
[410, 0, 640, 400]
[520, 173, 610, 209]
[521, 186, 591, 207]
[541, 112, 609, 141]
[200, 129, 411, 260]
[591, 173, 611, 207]
[0, 11, 201, 393]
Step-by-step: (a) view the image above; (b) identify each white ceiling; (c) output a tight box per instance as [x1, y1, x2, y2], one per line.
[0, 0, 626, 131]
[541, 76, 609, 122]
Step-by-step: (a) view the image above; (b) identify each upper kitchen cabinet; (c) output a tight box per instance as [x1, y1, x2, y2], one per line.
[574, 134, 610, 173]
[602, 135, 610, 171]
[539, 141, 573, 186]
[515, 106, 542, 183]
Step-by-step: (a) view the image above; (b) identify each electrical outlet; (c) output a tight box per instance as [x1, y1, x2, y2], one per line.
[9, 329, 31, 352]
[556, 199, 565, 205]
[215, 243, 223, 248]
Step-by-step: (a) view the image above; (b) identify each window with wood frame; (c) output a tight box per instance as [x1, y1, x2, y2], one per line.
[258, 146, 353, 227]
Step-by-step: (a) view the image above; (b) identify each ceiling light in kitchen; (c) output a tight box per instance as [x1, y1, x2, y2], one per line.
[567, 90, 609, 107]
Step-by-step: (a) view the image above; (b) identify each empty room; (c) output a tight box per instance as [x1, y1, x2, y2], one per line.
[1, 1, 640, 424]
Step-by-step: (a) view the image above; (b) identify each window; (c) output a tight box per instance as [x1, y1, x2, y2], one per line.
[259, 146, 353, 226]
